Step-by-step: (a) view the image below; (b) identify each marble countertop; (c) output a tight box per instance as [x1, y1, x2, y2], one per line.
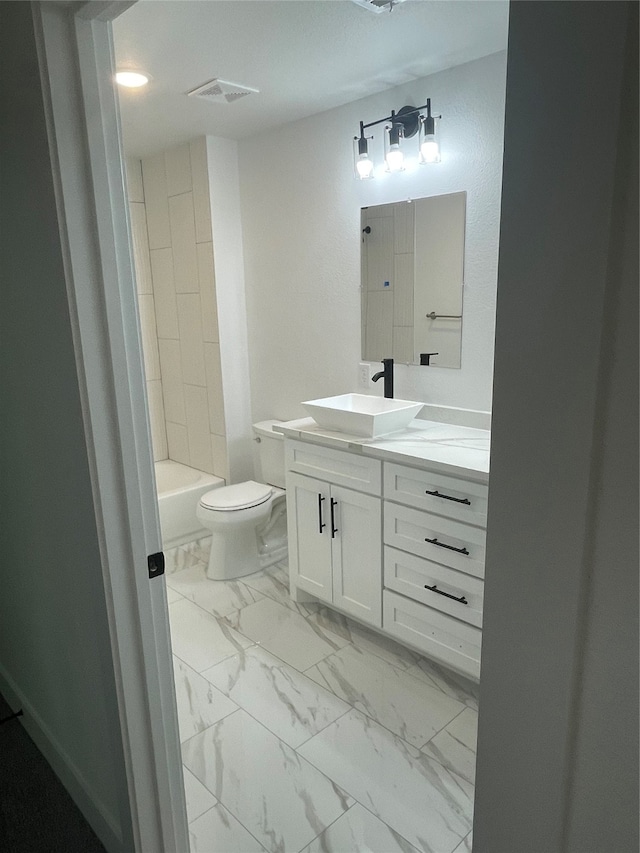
[276, 417, 490, 483]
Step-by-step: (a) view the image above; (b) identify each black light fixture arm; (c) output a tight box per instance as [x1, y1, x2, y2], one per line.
[358, 99, 440, 139]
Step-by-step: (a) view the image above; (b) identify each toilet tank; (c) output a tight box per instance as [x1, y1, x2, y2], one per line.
[253, 420, 286, 488]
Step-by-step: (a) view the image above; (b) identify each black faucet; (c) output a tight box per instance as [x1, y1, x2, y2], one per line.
[372, 358, 394, 398]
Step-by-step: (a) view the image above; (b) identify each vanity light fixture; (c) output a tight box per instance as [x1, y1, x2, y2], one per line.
[353, 100, 441, 179]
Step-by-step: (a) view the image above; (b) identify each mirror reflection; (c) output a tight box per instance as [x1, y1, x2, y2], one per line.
[361, 192, 466, 368]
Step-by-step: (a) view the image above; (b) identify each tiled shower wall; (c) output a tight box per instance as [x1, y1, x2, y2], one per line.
[127, 138, 228, 480]
[127, 159, 168, 461]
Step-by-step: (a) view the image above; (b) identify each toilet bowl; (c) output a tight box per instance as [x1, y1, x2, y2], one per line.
[196, 421, 287, 580]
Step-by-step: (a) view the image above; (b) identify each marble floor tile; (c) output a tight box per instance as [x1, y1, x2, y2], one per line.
[242, 562, 320, 617]
[164, 542, 206, 574]
[189, 802, 266, 852]
[222, 597, 349, 672]
[169, 598, 252, 673]
[182, 766, 217, 822]
[173, 656, 237, 743]
[422, 707, 478, 786]
[166, 563, 263, 618]
[298, 709, 473, 853]
[202, 645, 349, 748]
[165, 584, 183, 605]
[300, 803, 420, 853]
[306, 607, 421, 671]
[305, 643, 464, 748]
[183, 710, 354, 853]
[453, 831, 473, 852]
[405, 658, 480, 711]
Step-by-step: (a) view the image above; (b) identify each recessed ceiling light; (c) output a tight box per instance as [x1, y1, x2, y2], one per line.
[115, 71, 149, 88]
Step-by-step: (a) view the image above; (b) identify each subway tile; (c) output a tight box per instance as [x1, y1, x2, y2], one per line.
[147, 379, 168, 461]
[165, 143, 192, 197]
[166, 421, 189, 465]
[169, 193, 199, 293]
[197, 242, 218, 343]
[129, 203, 153, 295]
[150, 248, 179, 340]
[138, 294, 161, 381]
[125, 157, 144, 203]
[203, 343, 225, 435]
[189, 138, 213, 243]
[210, 434, 228, 481]
[177, 294, 206, 386]
[185, 384, 213, 472]
[158, 338, 186, 424]
[141, 153, 171, 249]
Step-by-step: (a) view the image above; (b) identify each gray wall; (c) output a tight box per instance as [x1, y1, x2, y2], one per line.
[0, 3, 132, 850]
[475, 3, 638, 851]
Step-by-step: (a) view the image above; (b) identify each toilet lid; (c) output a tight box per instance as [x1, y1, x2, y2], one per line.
[199, 481, 273, 511]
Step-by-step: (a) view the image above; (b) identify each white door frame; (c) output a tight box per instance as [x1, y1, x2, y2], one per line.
[34, 2, 187, 850]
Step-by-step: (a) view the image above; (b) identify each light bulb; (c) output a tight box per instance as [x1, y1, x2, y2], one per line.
[420, 135, 440, 164]
[115, 71, 149, 88]
[356, 153, 374, 179]
[385, 144, 404, 172]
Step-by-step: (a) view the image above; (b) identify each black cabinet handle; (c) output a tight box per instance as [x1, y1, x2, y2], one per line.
[424, 536, 470, 556]
[425, 489, 471, 506]
[424, 584, 468, 605]
[330, 498, 338, 538]
[317, 494, 326, 534]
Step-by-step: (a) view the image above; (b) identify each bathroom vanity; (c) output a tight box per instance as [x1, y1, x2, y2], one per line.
[278, 417, 490, 681]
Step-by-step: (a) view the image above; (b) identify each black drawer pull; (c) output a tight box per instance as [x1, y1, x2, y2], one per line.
[317, 494, 326, 534]
[425, 489, 471, 505]
[424, 536, 470, 556]
[330, 498, 338, 538]
[424, 584, 468, 605]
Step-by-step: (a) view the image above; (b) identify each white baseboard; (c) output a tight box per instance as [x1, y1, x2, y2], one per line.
[0, 664, 126, 853]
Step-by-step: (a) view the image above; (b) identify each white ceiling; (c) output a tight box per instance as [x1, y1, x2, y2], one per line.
[113, 0, 509, 158]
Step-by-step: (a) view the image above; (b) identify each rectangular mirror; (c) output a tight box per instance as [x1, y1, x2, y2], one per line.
[361, 191, 466, 368]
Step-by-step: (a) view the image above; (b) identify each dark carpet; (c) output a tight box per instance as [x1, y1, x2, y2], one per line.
[0, 692, 106, 853]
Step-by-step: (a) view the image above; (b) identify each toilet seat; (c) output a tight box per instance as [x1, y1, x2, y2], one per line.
[199, 480, 273, 512]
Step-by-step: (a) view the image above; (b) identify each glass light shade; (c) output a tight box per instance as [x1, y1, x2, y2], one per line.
[356, 153, 374, 179]
[115, 71, 149, 88]
[353, 135, 375, 179]
[420, 134, 440, 163]
[385, 143, 404, 172]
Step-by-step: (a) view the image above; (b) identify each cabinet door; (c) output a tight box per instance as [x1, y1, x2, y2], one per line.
[330, 485, 382, 627]
[286, 472, 332, 602]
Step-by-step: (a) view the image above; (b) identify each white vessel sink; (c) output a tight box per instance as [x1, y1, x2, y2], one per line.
[302, 393, 424, 438]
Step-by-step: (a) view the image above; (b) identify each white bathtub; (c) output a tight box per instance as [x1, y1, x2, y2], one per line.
[155, 460, 224, 549]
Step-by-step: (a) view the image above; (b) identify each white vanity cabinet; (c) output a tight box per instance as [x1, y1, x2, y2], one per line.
[286, 440, 382, 627]
[282, 420, 490, 681]
[382, 461, 488, 679]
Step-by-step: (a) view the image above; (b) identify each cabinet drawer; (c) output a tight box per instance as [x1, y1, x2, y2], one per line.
[384, 546, 483, 627]
[384, 462, 488, 526]
[285, 439, 381, 495]
[384, 502, 485, 578]
[383, 590, 481, 680]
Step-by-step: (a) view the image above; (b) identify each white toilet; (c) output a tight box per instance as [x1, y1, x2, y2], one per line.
[196, 420, 287, 580]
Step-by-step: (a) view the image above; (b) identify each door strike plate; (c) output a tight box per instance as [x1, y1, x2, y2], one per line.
[147, 551, 165, 579]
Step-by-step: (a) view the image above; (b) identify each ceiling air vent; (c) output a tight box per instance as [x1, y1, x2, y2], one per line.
[187, 78, 259, 104]
[350, 0, 407, 13]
